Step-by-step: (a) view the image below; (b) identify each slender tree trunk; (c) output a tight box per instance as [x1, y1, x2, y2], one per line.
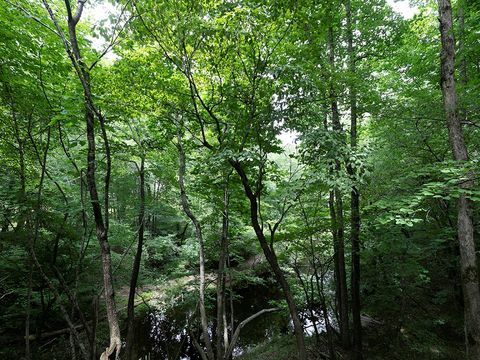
[229, 160, 307, 360]
[126, 156, 146, 359]
[65, 2, 121, 357]
[216, 180, 230, 360]
[437, 1, 480, 358]
[85, 89, 120, 360]
[333, 186, 349, 348]
[42, 1, 122, 357]
[350, 187, 362, 356]
[345, 0, 362, 358]
[177, 126, 215, 360]
[327, 23, 350, 349]
[328, 192, 341, 325]
[223, 294, 229, 356]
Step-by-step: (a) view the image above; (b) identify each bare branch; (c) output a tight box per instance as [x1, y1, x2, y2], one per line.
[224, 308, 279, 360]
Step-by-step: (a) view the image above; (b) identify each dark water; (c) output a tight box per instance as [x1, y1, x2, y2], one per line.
[131, 280, 289, 359]
[132, 279, 331, 360]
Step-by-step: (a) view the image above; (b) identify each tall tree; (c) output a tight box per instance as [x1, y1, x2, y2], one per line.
[125, 153, 146, 360]
[345, 0, 362, 357]
[177, 123, 215, 360]
[41, 0, 121, 358]
[216, 174, 231, 360]
[327, 19, 350, 349]
[437, 0, 480, 358]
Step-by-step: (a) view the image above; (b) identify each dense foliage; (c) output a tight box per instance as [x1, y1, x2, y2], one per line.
[1, 0, 479, 359]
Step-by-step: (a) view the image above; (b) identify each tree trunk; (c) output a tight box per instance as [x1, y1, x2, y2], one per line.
[327, 23, 350, 349]
[84, 83, 120, 360]
[437, 1, 480, 358]
[177, 126, 215, 360]
[345, 0, 362, 358]
[350, 187, 362, 357]
[126, 156, 146, 359]
[229, 160, 307, 360]
[216, 180, 230, 360]
[40, 0, 123, 356]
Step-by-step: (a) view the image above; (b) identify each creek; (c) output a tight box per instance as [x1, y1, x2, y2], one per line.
[131, 277, 333, 359]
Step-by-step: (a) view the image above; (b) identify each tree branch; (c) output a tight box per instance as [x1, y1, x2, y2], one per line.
[224, 308, 279, 360]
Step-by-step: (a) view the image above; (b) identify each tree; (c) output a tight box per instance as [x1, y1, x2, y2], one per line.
[345, 0, 362, 357]
[40, 0, 121, 358]
[437, 0, 480, 358]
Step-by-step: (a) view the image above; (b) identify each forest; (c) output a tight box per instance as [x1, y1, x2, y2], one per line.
[0, 0, 479, 359]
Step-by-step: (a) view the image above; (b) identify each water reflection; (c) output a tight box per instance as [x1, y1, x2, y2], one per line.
[302, 309, 337, 336]
[133, 280, 333, 359]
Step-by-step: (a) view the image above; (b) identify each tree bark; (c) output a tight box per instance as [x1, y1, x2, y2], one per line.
[126, 156, 146, 359]
[437, 1, 480, 358]
[229, 160, 307, 360]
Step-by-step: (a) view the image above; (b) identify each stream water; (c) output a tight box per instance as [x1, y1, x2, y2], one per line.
[131, 279, 333, 360]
